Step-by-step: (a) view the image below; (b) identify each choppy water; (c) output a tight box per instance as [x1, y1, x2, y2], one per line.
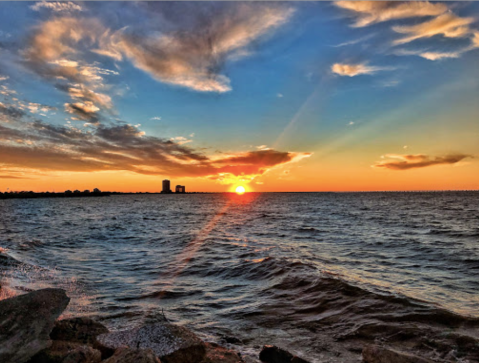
[1, 192, 479, 361]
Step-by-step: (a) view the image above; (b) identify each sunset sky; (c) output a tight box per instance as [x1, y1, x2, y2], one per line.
[1, 1, 478, 192]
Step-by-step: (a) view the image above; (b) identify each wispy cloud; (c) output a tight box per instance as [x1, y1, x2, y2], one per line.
[373, 153, 472, 170]
[333, 33, 375, 47]
[392, 13, 475, 45]
[97, 3, 294, 92]
[331, 63, 391, 77]
[335, 1, 447, 28]
[335, 2, 479, 63]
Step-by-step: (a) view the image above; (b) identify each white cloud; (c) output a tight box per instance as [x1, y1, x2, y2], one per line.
[331, 63, 391, 77]
[150, 116, 162, 121]
[31, 1, 82, 12]
[170, 136, 192, 145]
[420, 51, 461, 61]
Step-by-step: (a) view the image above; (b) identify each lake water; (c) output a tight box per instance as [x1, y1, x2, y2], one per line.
[1, 192, 478, 361]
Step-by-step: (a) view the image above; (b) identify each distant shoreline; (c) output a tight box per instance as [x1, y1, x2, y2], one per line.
[1, 190, 478, 200]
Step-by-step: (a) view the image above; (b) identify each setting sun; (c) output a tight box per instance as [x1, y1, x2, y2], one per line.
[235, 186, 246, 195]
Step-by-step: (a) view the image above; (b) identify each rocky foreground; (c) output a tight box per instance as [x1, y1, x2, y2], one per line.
[0, 288, 476, 363]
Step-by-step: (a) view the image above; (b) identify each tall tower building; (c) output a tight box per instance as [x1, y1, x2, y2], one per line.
[162, 179, 172, 193]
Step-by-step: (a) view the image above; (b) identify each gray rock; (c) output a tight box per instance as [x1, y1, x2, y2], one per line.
[362, 345, 435, 363]
[0, 288, 70, 363]
[97, 322, 206, 363]
[102, 347, 161, 363]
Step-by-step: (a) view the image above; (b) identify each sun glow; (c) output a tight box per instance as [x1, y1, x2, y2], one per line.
[235, 186, 246, 194]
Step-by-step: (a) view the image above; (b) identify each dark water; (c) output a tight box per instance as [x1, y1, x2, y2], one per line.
[1, 192, 479, 361]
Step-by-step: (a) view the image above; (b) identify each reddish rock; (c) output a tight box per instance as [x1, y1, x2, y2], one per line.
[102, 347, 161, 363]
[201, 342, 244, 363]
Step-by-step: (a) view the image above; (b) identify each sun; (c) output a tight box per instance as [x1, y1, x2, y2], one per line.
[235, 186, 246, 195]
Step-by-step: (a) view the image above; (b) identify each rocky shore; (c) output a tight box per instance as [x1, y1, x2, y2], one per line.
[1, 288, 479, 363]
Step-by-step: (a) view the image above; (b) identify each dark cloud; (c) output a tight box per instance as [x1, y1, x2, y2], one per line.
[373, 154, 472, 170]
[0, 118, 310, 181]
[0, 103, 26, 119]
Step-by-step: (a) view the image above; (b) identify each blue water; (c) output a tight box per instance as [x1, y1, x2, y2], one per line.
[1, 192, 478, 361]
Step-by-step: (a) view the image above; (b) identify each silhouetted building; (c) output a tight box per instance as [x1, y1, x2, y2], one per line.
[162, 179, 172, 193]
[175, 185, 185, 193]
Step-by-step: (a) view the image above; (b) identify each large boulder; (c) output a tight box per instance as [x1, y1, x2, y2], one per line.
[0, 288, 70, 363]
[362, 345, 435, 363]
[28, 340, 101, 363]
[259, 345, 310, 363]
[97, 322, 206, 363]
[51, 317, 109, 345]
[102, 347, 161, 363]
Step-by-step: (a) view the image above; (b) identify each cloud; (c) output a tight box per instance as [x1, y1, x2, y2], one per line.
[64, 102, 100, 123]
[31, 2, 82, 12]
[335, 1, 447, 28]
[373, 153, 472, 170]
[0, 108, 311, 183]
[21, 2, 294, 104]
[96, 3, 294, 92]
[392, 13, 475, 45]
[150, 116, 161, 121]
[170, 136, 192, 145]
[333, 33, 375, 47]
[331, 63, 390, 77]
[23, 17, 118, 121]
[419, 51, 461, 61]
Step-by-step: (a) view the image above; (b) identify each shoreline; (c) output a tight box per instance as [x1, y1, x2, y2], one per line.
[1, 248, 479, 363]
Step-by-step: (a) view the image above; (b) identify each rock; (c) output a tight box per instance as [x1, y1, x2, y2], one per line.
[28, 340, 102, 363]
[97, 322, 206, 363]
[51, 317, 109, 345]
[362, 345, 435, 363]
[62, 345, 102, 363]
[102, 347, 160, 363]
[221, 336, 244, 345]
[201, 342, 244, 363]
[259, 345, 310, 363]
[0, 288, 70, 363]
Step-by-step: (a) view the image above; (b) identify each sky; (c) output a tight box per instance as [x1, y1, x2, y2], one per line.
[0, 1, 478, 192]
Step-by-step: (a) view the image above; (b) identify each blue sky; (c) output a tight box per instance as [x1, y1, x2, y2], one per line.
[1, 1, 479, 191]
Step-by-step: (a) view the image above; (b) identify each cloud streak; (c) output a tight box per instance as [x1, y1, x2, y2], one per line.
[373, 154, 472, 170]
[331, 63, 391, 77]
[392, 13, 475, 45]
[335, 1, 448, 28]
